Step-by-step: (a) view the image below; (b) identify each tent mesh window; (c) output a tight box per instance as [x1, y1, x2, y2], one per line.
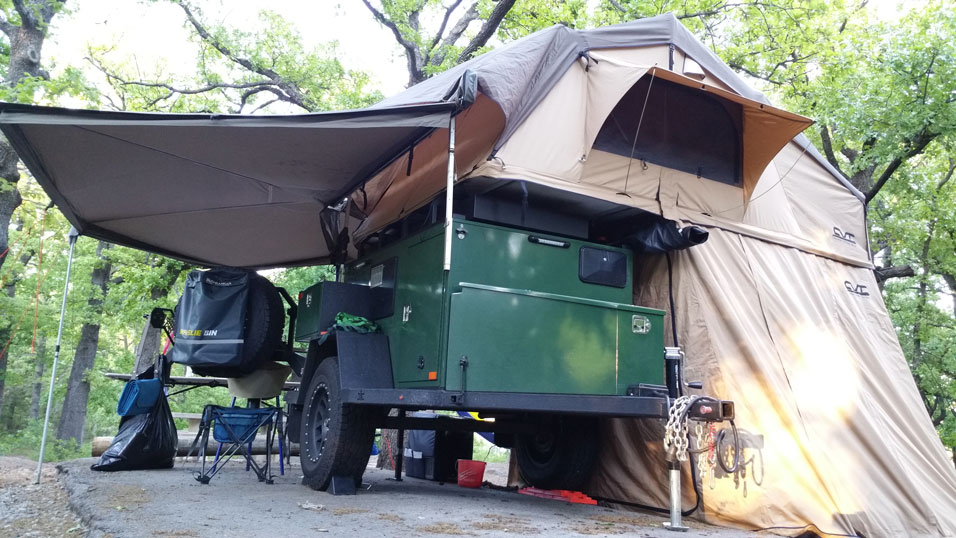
[593, 77, 742, 186]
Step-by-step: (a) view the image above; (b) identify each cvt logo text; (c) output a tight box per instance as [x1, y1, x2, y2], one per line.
[833, 227, 856, 244]
[844, 281, 869, 297]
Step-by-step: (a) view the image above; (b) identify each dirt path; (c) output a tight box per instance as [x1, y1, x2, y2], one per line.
[0, 456, 87, 538]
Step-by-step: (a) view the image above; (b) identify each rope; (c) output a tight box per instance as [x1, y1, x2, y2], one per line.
[0, 219, 38, 286]
[0, 249, 59, 361]
[620, 70, 657, 196]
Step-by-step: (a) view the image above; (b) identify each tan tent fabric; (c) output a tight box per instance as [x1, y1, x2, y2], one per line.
[352, 93, 505, 238]
[588, 230, 956, 537]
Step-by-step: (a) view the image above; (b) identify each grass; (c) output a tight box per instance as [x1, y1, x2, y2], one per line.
[472, 433, 510, 463]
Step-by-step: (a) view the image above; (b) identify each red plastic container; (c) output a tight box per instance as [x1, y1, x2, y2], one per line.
[456, 459, 486, 488]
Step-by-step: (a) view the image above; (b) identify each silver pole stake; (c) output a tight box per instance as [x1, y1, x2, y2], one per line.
[442, 115, 457, 271]
[36, 227, 79, 484]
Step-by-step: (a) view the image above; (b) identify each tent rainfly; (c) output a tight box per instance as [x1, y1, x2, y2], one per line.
[4, 13, 956, 538]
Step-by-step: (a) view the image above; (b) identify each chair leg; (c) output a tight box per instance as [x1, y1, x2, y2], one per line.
[275, 396, 285, 476]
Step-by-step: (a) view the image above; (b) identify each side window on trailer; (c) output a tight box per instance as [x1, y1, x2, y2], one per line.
[579, 247, 627, 288]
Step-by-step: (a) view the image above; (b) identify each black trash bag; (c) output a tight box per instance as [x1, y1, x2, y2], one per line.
[623, 216, 709, 254]
[91, 384, 178, 472]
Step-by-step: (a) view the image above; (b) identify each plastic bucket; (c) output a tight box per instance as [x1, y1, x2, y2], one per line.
[456, 459, 486, 488]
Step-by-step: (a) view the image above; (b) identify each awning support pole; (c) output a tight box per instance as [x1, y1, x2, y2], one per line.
[442, 115, 457, 271]
[35, 226, 79, 484]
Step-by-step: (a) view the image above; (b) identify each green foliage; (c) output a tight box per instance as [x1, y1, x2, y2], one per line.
[0, 420, 87, 461]
[271, 265, 336, 297]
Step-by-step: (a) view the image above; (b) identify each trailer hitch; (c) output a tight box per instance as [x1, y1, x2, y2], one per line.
[660, 347, 737, 532]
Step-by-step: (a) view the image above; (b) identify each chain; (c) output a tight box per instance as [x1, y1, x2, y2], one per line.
[663, 396, 693, 461]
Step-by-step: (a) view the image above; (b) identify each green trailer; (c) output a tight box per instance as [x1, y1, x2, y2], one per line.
[285, 181, 733, 495]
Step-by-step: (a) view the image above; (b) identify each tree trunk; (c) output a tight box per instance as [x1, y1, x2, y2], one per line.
[30, 336, 46, 420]
[133, 264, 184, 375]
[133, 319, 162, 375]
[56, 241, 111, 444]
[0, 0, 62, 425]
[0, 0, 60, 275]
[0, 223, 32, 424]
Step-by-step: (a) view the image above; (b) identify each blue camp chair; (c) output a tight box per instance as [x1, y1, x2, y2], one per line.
[187, 398, 284, 484]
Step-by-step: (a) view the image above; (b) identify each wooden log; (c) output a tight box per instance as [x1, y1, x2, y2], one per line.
[91, 434, 299, 457]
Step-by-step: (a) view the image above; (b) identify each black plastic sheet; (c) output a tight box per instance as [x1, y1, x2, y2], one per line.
[91, 371, 177, 472]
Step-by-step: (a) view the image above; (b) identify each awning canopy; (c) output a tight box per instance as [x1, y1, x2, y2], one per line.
[0, 102, 456, 268]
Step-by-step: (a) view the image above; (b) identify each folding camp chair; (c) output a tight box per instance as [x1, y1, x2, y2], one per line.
[188, 400, 282, 484]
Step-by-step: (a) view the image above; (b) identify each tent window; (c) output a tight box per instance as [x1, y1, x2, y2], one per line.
[592, 77, 742, 186]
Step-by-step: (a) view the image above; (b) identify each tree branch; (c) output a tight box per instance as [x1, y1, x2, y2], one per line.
[86, 52, 282, 112]
[875, 265, 915, 283]
[361, 0, 425, 84]
[727, 61, 784, 86]
[427, 0, 465, 59]
[818, 124, 850, 179]
[936, 157, 956, 191]
[865, 129, 937, 204]
[457, 0, 517, 63]
[430, 3, 478, 67]
[0, 15, 16, 39]
[173, 0, 311, 110]
[12, 0, 38, 30]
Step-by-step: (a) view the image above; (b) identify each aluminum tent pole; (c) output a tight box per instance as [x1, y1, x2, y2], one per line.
[35, 226, 79, 484]
[442, 114, 457, 271]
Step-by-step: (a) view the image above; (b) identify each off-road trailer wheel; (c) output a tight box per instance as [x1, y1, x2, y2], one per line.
[300, 357, 378, 490]
[515, 416, 599, 491]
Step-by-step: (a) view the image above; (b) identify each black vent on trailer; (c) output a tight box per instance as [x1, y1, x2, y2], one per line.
[579, 247, 627, 288]
[593, 77, 742, 186]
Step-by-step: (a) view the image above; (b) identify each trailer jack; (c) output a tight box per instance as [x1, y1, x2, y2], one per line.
[664, 460, 689, 532]
[662, 394, 736, 532]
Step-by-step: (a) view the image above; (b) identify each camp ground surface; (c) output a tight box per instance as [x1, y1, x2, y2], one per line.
[0, 456, 770, 538]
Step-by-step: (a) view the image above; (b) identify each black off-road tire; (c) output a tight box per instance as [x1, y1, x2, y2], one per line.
[515, 416, 600, 491]
[240, 273, 285, 370]
[299, 357, 377, 491]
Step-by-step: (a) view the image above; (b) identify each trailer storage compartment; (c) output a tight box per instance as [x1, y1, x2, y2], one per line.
[445, 283, 664, 395]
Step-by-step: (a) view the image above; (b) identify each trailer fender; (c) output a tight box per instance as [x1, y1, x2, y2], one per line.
[295, 332, 393, 406]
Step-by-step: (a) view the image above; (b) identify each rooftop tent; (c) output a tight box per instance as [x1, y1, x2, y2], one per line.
[3, 12, 956, 538]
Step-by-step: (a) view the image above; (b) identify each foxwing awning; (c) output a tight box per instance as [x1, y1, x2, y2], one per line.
[0, 102, 456, 268]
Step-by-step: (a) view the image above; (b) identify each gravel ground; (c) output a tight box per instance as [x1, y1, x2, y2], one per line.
[44, 456, 760, 538]
[0, 456, 87, 538]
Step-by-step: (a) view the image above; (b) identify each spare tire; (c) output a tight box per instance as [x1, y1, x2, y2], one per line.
[515, 416, 599, 491]
[192, 272, 285, 377]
